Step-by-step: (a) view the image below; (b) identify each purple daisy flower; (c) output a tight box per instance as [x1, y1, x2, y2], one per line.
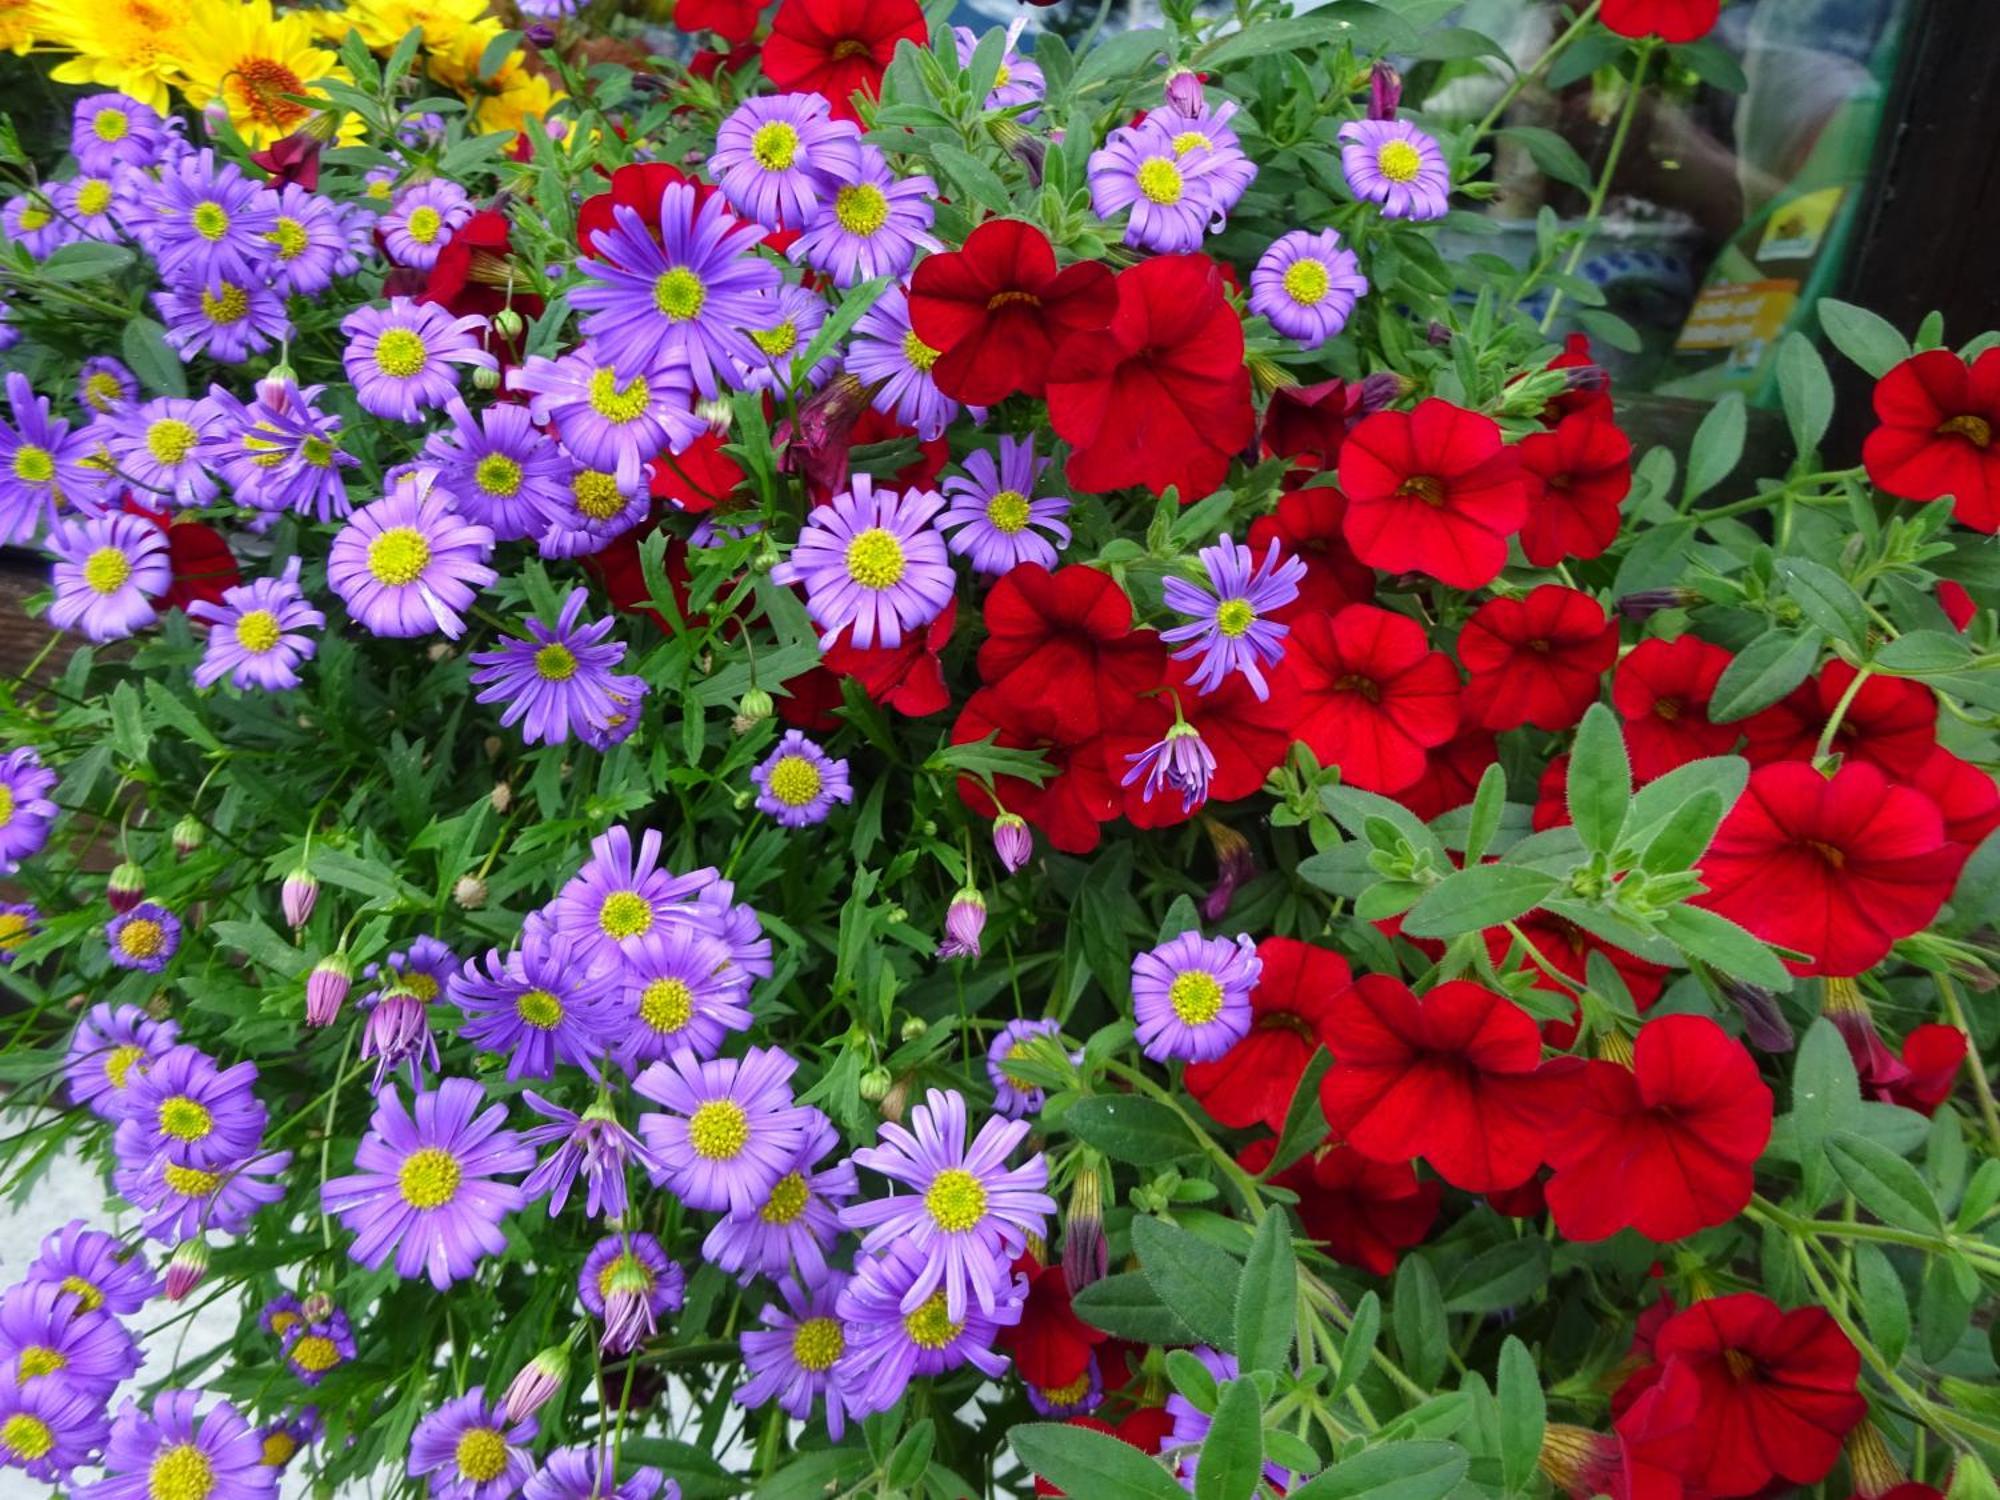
[953, 21, 1044, 114]
[259, 1295, 305, 1339]
[3, 190, 66, 257]
[845, 283, 960, 441]
[843, 1087, 1054, 1321]
[262, 185, 359, 296]
[611, 920, 751, 1072]
[198, 376, 356, 521]
[702, 1109, 855, 1286]
[0, 1372, 109, 1482]
[26, 1220, 159, 1315]
[545, 825, 719, 971]
[340, 299, 496, 422]
[408, 1390, 536, 1500]
[281, 1311, 355, 1385]
[1166, 1348, 1294, 1490]
[423, 399, 573, 542]
[369, 934, 460, 1004]
[1149, 100, 1258, 216]
[790, 146, 939, 289]
[320, 1078, 534, 1290]
[834, 1241, 1023, 1420]
[737, 284, 835, 395]
[938, 435, 1071, 576]
[0, 745, 59, 873]
[1088, 116, 1227, 254]
[147, 150, 280, 286]
[770, 472, 954, 650]
[2, 371, 99, 544]
[1123, 719, 1218, 814]
[571, 181, 780, 400]
[526, 1448, 670, 1500]
[535, 463, 653, 560]
[751, 731, 852, 828]
[509, 348, 703, 495]
[107, 397, 220, 508]
[187, 557, 324, 693]
[711, 93, 864, 231]
[448, 915, 617, 1081]
[154, 275, 290, 365]
[1026, 1354, 1103, 1417]
[78, 357, 140, 418]
[328, 470, 497, 640]
[688, 878, 774, 980]
[105, 901, 181, 972]
[1250, 229, 1369, 349]
[116, 1147, 291, 1244]
[252, 1411, 320, 1472]
[1161, 534, 1306, 699]
[114, 1044, 268, 1169]
[59, 173, 124, 243]
[0, 900, 34, 962]
[72, 93, 173, 174]
[83, 1390, 275, 1500]
[0, 1280, 142, 1397]
[986, 1018, 1065, 1119]
[520, 1092, 656, 1221]
[579, 1232, 685, 1354]
[48, 511, 170, 643]
[65, 1003, 179, 1120]
[634, 1045, 811, 1215]
[381, 179, 472, 270]
[470, 588, 645, 748]
[1338, 117, 1451, 221]
[1131, 931, 1261, 1063]
[735, 1273, 855, 1439]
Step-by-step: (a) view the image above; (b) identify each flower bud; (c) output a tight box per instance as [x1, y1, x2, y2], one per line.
[1200, 819, 1256, 922]
[936, 888, 986, 960]
[1718, 976, 1793, 1053]
[299, 1291, 334, 1323]
[107, 862, 146, 915]
[1537, 1423, 1619, 1498]
[1595, 1029, 1635, 1068]
[281, 868, 318, 929]
[1354, 371, 1409, 413]
[165, 1239, 210, 1301]
[504, 1345, 570, 1423]
[991, 813, 1033, 874]
[1425, 319, 1453, 348]
[1062, 1170, 1108, 1292]
[1163, 68, 1205, 116]
[737, 688, 773, 726]
[306, 953, 352, 1028]
[696, 397, 733, 432]
[471, 364, 502, 391]
[1845, 1422, 1905, 1500]
[259, 367, 297, 400]
[1614, 587, 1700, 622]
[453, 875, 488, 910]
[899, 1015, 927, 1042]
[1368, 62, 1403, 120]
[490, 781, 513, 814]
[522, 21, 556, 47]
[1562, 361, 1612, 394]
[491, 308, 525, 343]
[858, 1065, 893, 1103]
[171, 816, 204, 859]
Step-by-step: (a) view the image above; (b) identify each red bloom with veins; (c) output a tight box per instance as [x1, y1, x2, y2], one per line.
[1318, 976, 1581, 1193]
[1338, 400, 1526, 589]
[1245, 486, 1374, 621]
[1908, 745, 2000, 875]
[1460, 585, 1618, 732]
[650, 429, 746, 515]
[1543, 1361, 1701, 1500]
[1240, 1138, 1439, 1278]
[1544, 1015, 1772, 1242]
[675, 0, 764, 43]
[1516, 412, 1633, 567]
[1602, 0, 1719, 41]
[1544, 333, 1614, 424]
[951, 688, 1118, 856]
[1862, 348, 2000, 533]
[1047, 254, 1253, 503]
[1400, 729, 1500, 822]
[762, 0, 924, 122]
[1262, 378, 1362, 469]
[1288, 604, 1461, 795]
[1612, 636, 1739, 781]
[908, 219, 1117, 405]
[1612, 1293, 1866, 1498]
[1696, 760, 1953, 976]
[824, 597, 955, 718]
[976, 564, 1166, 742]
[1186, 937, 1350, 1132]
[1743, 660, 1938, 776]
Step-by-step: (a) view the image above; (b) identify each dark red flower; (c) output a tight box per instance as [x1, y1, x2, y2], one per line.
[577, 163, 723, 259]
[1883, 1024, 1968, 1116]
[1489, 911, 1668, 1048]
[907, 219, 1117, 405]
[1602, 0, 1720, 41]
[951, 688, 1118, 856]
[585, 526, 693, 636]
[1743, 660, 1938, 776]
[1939, 580, 1976, 630]
[1287, 604, 1461, 795]
[1875, 1486, 1945, 1500]
[1534, 754, 1571, 830]
[1318, 976, 1581, 1193]
[1544, 1015, 1772, 1242]
[1186, 937, 1350, 1132]
[1543, 1361, 1701, 1500]
[1338, 400, 1526, 588]
[423, 209, 539, 327]
[1047, 254, 1253, 503]
[1612, 1294, 1866, 1498]
[1697, 760, 1954, 977]
[123, 499, 240, 611]
[762, 0, 925, 122]
[1240, 1137, 1439, 1277]
[998, 1255, 1106, 1389]
[675, 0, 764, 42]
[249, 129, 320, 189]
[1262, 378, 1361, 469]
[1907, 745, 2000, 874]
[1862, 348, 2000, 533]
[823, 597, 955, 717]
[1544, 333, 1615, 424]
[649, 429, 746, 515]
[1459, 585, 1618, 732]
[774, 663, 843, 732]
[1399, 729, 1500, 822]
[1104, 657, 1299, 828]
[1245, 486, 1374, 621]
[976, 564, 1166, 742]
[1612, 636, 1739, 781]
[1516, 412, 1633, 567]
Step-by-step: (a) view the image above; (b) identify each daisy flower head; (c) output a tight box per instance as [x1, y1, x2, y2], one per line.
[509, 347, 703, 496]
[737, 284, 835, 395]
[525, 1448, 669, 1500]
[65, 1002, 179, 1120]
[1148, 97, 1258, 216]
[198, 376, 355, 521]
[368, 934, 460, 1005]
[520, 1091, 656, 1221]
[834, 1240, 1024, 1421]
[711, 92, 864, 231]
[0, 1367, 110, 1482]
[340, 298, 497, 423]
[3, 190, 67, 258]
[845, 282, 960, 441]
[408, 1389, 536, 1500]
[59, 173, 124, 242]
[735, 1273, 855, 1440]
[113, 1043, 268, 1168]
[1088, 115, 1227, 254]
[791, 145, 940, 289]
[634, 1045, 811, 1215]
[702, 1108, 857, 1286]
[72, 92, 172, 174]
[147, 149, 280, 286]
[170, 0, 346, 150]
[1251, 228, 1369, 350]
[87, 1390, 274, 1500]
[320, 1077, 533, 1290]
[187, 556, 324, 692]
[2, 371, 99, 544]
[78, 357, 140, 417]
[986, 1017, 1065, 1119]
[0, 745, 59, 874]
[380, 179, 472, 270]
[108, 396, 220, 508]
[104, 899, 181, 973]
[570, 179, 780, 399]
[1131, 930, 1262, 1063]
[0, 1279, 142, 1397]
[469, 588, 645, 748]
[115, 1146, 292, 1245]
[49, 511, 170, 643]
[578, 1231, 684, 1355]
[155, 275, 290, 365]
[769, 472, 954, 649]
[1338, 117, 1451, 221]
[423, 398, 574, 542]
[280, 1310, 356, 1385]
[534, 463, 653, 561]
[953, 21, 1044, 114]
[251, 1411, 320, 1473]
[260, 185, 358, 296]
[545, 824, 719, 972]
[1161, 533, 1307, 699]
[937, 435, 1071, 576]
[447, 915, 618, 1082]
[751, 731, 852, 828]
[327, 468, 497, 639]
[611, 919, 751, 1072]
[0, 902, 34, 963]
[25, 1218, 160, 1315]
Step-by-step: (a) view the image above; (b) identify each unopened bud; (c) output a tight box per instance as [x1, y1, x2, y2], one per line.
[936, 888, 986, 960]
[1425, 320, 1453, 348]
[1201, 819, 1256, 922]
[1845, 1423, 1905, 1500]
[858, 1065, 892, 1103]
[171, 816, 204, 859]
[737, 688, 773, 725]
[991, 813, 1033, 874]
[1355, 371, 1409, 413]
[1537, 1423, 1619, 1498]
[629, 71, 671, 96]
[165, 1239, 210, 1301]
[453, 875, 488, 910]
[299, 1291, 334, 1323]
[306, 953, 352, 1028]
[1719, 976, 1794, 1053]
[261, 364, 297, 394]
[522, 21, 556, 48]
[107, 862, 146, 914]
[471, 364, 502, 391]
[1368, 62, 1403, 120]
[504, 1345, 570, 1423]
[899, 1015, 927, 1043]
[493, 307, 525, 339]
[1595, 1029, 1635, 1068]
[696, 397, 733, 432]
[1562, 361, 1611, 394]
[1062, 1169, 1108, 1292]
[281, 868, 318, 929]
[1614, 587, 1700, 622]
[1163, 68, 1205, 116]
[490, 781, 513, 813]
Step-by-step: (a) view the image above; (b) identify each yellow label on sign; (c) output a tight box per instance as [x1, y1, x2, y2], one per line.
[1675, 279, 1800, 357]
[1757, 187, 1845, 262]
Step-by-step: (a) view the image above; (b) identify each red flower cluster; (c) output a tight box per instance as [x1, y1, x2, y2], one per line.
[1863, 348, 2000, 533]
[762, 0, 925, 123]
[1338, 400, 1525, 588]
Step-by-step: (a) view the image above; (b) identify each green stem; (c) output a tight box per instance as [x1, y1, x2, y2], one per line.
[1102, 1058, 1267, 1221]
[1463, 0, 1604, 155]
[1813, 665, 1873, 765]
[1540, 40, 1657, 334]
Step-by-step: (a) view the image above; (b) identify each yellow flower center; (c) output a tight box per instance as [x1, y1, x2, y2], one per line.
[533, 643, 576, 680]
[288, 1334, 340, 1372]
[687, 1099, 750, 1160]
[1216, 598, 1256, 637]
[228, 58, 308, 132]
[148, 1443, 217, 1500]
[76, 179, 113, 216]
[844, 527, 905, 590]
[58, 1275, 103, 1312]
[750, 120, 800, 171]
[366, 526, 431, 587]
[764, 755, 823, 809]
[406, 205, 442, 244]
[163, 1163, 221, 1198]
[751, 321, 799, 357]
[259, 1433, 297, 1468]
[760, 1170, 809, 1224]
[234, 609, 282, 653]
[834, 183, 889, 237]
[93, 107, 130, 142]
[1041, 1371, 1093, 1405]
[1939, 414, 1993, 448]
[653, 267, 707, 321]
[639, 977, 694, 1034]
[202, 285, 250, 325]
[191, 200, 231, 241]
[146, 418, 199, 467]
[924, 1167, 987, 1232]
[514, 988, 563, 1030]
[587, 366, 652, 424]
[985, 489, 1030, 533]
[995, 63, 1013, 87]
[791, 1316, 843, 1371]
[373, 328, 429, 379]
[300, 436, 335, 467]
[1, 1415, 54, 1462]
[11, 446, 53, 483]
[104, 1044, 146, 1089]
[16, 200, 50, 230]
[117, 917, 165, 957]
[268, 1312, 300, 1338]
[268, 217, 308, 261]
[0, 786, 11, 827]
[475, 453, 522, 496]
[401, 972, 440, 1003]
[158, 1095, 213, 1141]
[598, 1251, 653, 1300]
[1172, 130, 1214, 155]
[572, 470, 626, 521]
[1377, 139, 1423, 183]
[17, 1346, 64, 1379]
[1136, 157, 1183, 205]
[1168, 968, 1225, 1025]
[902, 1291, 960, 1351]
[1283, 257, 1331, 307]
[597, 890, 653, 939]
[901, 330, 940, 373]
[397, 1146, 461, 1209]
[84, 372, 125, 411]
[85, 546, 134, 595]
[453, 1429, 509, 1485]
[1397, 474, 1445, 507]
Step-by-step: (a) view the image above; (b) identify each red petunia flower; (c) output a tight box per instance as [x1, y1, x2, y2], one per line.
[1862, 348, 2000, 533]
[1338, 400, 1526, 588]
[1318, 976, 1581, 1193]
[675, 0, 764, 43]
[1542, 1362, 1701, 1500]
[1400, 729, 1500, 822]
[1939, 580, 1977, 630]
[1262, 378, 1362, 469]
[1245, 486, 1374, 621]
[1459, 584, 1618, 732]
[1695, 760, 1954, 977]
[1534, 754, 1571, 830]
[1240, 1138, 1439, 1278]
[1612, 1293, 1866, 1498]
[1544, 1015, 1772, 1242]
[1839, 1003, 1967, 1116]
[249, 129, 321, 189]
[1602, 0, 1721, 41]
[761, 0, 925, 123]
[1287, 604, 1461, 795]
[774, 663, 842, 732]
[1185, 937, 1351, 1131]
[649, 429, 747, 515]
[1543, 332, 1615, 425]
[1907, 745, 2000, 875]
[907, 219, 1117, 405]
[951, 687, 1118, 856]
[823, 597, 955, 717]
[1516, 411, 1633, 567]
[577, 163, 716, 258]
[1743, 660, 1938, 776]
[123, 499, 240, 611]
[1047, 254, 1254, 503]
[1612, 635, 1739, 781]
[997, 1255, 1107, 1390]
[423, 209, 540, 328]
[975, 564, 1166, 742]
[1104, 656, 1300, 829]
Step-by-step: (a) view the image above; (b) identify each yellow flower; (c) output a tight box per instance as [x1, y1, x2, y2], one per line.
[0, 0, 46, 56]
[45, 0, 192, 111]
[426, 21, 563, 135]
[168, 0, 350, 148]
[343, 0, 486, 53]
[307, 6, 360, 46]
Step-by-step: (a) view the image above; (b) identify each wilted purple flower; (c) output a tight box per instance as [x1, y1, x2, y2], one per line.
[751, 731, 852, 827]
[340, 299, 496, 422]
[710, 92, 864, 231]
[937, 435, 1070, 576]
[735, 1273, 855, 1440]
[1161, 534, 1307, 699]
[845, 282, 960, 441]
[1201, 820, 1258, 922]
[1122, 719, 1217, 814]
[327, 470, 496, 640]
[1338, 118, 1451, 220]
[408, 1389, 536, 1500]
[770, 473, 953, 650]
[790, 145, 939, 289]
[1721, 977, 1796, 1053]
[1131, 931, 1261, 1063]
[520, 1093, 654, 1221]
[360, 989, 439, 1094]
[188, 557, 324, 693]
[701, 1109, 855, 1285]
[578, 1233, 683, 1355]
[1250, 229, 1369, 350]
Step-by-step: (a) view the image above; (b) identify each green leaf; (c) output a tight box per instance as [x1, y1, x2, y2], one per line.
[1194, 1379, 1265, 1500]
[1069, 1272, 1199, 1346]
[1071, 27, 1169, 95]
[1010, 1422, 1183, 1500]
[1622, 756, 1748, 853]
[1827, 1131, 1945, 1234]
[1235, 1213, 1297, 1375]
[1683, 391, 1746, 506]
[886, 1420, 934, 1490]
[1874, 629, 1974, 675]
[1442, 1238, 1549, 1314]
[1777, 558, 1871, 649]
[1786, 1019, 1867, 1206]
[38, 241, 136, 281]
[1636, 788, 1724, 874]
[209, 918, 310, 980]
[476, 27, 520, 80]
[1462, 763, 1509, 865]
[931, 143, 1011, 218]
[1064, 1096, 1200, 1165]
[1817, 298, 1911, 378]
[1654, 904, 1793, 992]
[1853, 1243, 1910, 1366]
[926, 736, 1054, 788]
[1496, 1337, 1546, 1495]
[1392, 1256, 1448, 1388]
[1709, 630, 1823, 722]
[1399, 865, 1558, 939]
[108, 681, 149, 763]
[1566, 703, 1631, 856]
[1132, 1216, 1242, 1350]
[1286, 1442, 1468, 1500]
[1330, 1291, 1380, 1402]
[1494, 125, 1592, 191]
[1200, 5, 1418, 65]
[793, 276, 889, 384]
[121, 317, 188, 398]
[1776, 332, 1835, 457]
[1917, 1252, 1977, 1362]
[1265, 1047, 1334, 1175]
